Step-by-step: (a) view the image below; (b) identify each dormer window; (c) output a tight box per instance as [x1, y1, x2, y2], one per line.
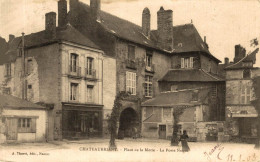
[181, 57, 193, 69]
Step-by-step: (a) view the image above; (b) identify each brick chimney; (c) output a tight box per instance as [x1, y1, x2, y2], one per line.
[8, 34, 15, 42]
[224, 57, 229, 65]
[58, 0, 67, 27]
[157, 7, 173, 51]
[45, 12, 56, 38]
[142, 7, 150, 38]
[234, 44, 246, 63]
[90, 0, 101, 21]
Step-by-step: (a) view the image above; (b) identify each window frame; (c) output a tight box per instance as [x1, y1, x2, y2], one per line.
[146, 50, 153, 67]
[241, 85, 251, 104]
[70, 53, 78, 73]
[87, 85, 94, 102]
[17, 118, 36, 133]
[5, 63, 11, 77]
[86, 57, 94, 75]
[181, 57, 194, 69]
[243, 69, 251, 79]
[70, 82, 79, 101]
[144, 75, 153, 97]
[127, 45, 135, 61]
[126, 71, 136, 95]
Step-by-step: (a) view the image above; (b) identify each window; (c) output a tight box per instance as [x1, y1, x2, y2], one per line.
[144, 75, 153, 97]
[241, 85, 251, 104]
[27, 59, 33, 75]
[18, 118, 36, 133]
[126, 71, 136, 95]
[3, 87, 11, 95]
[70, 53, 78, 72]
[5, 63, 11, 77]
[146, 51, 152, 67]
[27, 84, 33, 101]
[181, 57, 193, 69]
[243, 69, 251, 79]
[86, 57, 94, 75]
[87, 85, 94, 102]
[163, 108, 171, 120]
[191, 90, 199, 101]
[70, 83, 79, 101]
[28, 85, 32, 89]
[128, 45, 135, 60]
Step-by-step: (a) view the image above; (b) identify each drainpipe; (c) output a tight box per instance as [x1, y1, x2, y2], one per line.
[21, 32, 25, 99]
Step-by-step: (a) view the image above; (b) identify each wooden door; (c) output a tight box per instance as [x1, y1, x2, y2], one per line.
[6, 118, 18, 140]
[159, 125, 166, 139]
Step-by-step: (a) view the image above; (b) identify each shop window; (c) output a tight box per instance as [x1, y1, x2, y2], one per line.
[18, 118, 36, 133]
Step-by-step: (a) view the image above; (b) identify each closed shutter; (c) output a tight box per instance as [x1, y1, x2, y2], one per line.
[133, 73, 136, 95]
[190, 57, 194, 68]
[181, 58, 184, 68]
[241, 86, 245, 104]
[31, 118, 36, 133]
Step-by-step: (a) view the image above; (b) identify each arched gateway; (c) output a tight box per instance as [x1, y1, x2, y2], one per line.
[118, 107, 139, 138]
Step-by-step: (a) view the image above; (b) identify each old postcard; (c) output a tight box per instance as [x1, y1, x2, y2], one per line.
[0, 0, 260, 161]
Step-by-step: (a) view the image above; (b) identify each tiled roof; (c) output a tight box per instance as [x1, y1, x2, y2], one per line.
[142, 88, 210, 107]
[77, 2, 220, 62]
[0, 94, 45, 109]
[159, 69, 224, 82]
[0, 24, 101, 65]
[225, 48, 259, 70]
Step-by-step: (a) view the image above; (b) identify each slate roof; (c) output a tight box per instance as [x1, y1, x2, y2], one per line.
[77, 2, 220, 62]
[142, 88, 210, 107]
[159, 69, 224, 82]
[225, 48, 259, 70]
[0, 94, 45, 109]
[0, 24, 101, 65]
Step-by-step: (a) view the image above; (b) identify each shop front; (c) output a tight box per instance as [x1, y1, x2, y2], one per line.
[62, 103, 103, 139]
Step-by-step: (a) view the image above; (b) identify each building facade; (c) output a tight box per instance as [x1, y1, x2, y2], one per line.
[0, 8, 116, 140]
[224, 46, 259, 143]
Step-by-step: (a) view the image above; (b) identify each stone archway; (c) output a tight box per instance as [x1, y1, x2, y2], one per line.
[118, 107, 138, 138]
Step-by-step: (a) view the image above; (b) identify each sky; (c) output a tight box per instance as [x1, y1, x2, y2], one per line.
[0, 0, 260, 66]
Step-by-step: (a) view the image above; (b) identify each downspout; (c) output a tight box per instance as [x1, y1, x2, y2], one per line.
[21, 32, 25, 99]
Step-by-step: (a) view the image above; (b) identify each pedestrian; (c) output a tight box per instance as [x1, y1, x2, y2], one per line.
[132, 126, 137, 139]
[179, 130, 190, 152]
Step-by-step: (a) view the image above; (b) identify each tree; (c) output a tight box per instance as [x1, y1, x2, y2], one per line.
[108, 91, 129, 150]
[171, 107, 186, 146]
[252, 76, 260, 149]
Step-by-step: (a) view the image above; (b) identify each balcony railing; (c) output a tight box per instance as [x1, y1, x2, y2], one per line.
[85, 68, 96, 79]
[125, 59, 137, 69]
[69, 65, 81, 77]
[145, 64, 155, 73]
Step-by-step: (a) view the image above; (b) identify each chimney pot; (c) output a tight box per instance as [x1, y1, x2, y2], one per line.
[224, 57, 229, 65]
[58, 0, 67, 27]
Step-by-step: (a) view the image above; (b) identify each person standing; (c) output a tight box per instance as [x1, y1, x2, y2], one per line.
[179, 130, 190, 152]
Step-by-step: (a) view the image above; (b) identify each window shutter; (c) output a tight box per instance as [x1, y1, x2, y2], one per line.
[190, 57, 194, 68]
[241, 86, 245, 104]
[181, 58, 184, 68]
[133, 73, 136, 95]
[31, 118, 36, 133]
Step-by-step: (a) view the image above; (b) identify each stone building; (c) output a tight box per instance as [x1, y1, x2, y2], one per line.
[224, 46, 259, 143]
[65, 0, 226, 139]
[0, 7, 116, 140]
[0, 94, 47, 143]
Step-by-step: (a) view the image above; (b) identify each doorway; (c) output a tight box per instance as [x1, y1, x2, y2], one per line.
[159, 125, 166, 139]
[118, 108, 138, 138]
[6, 118, 18, 140]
